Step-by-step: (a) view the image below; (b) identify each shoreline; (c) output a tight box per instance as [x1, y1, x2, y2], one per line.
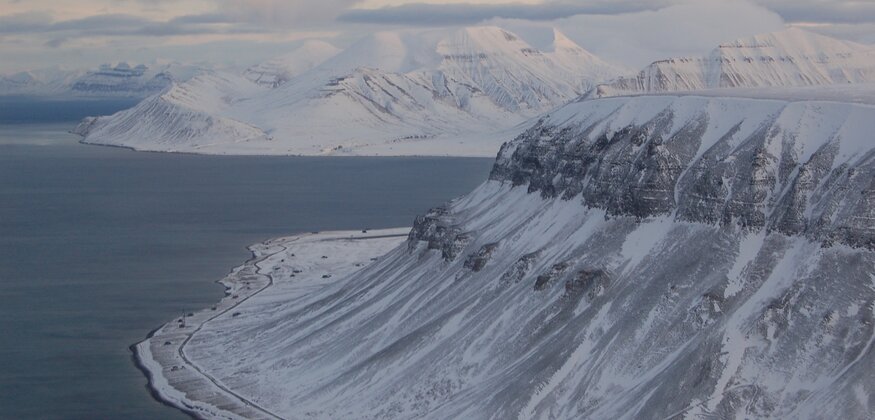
[131, 229, 410, 419]
[130, 327, 200, 420]
[77, 136, 501, 158]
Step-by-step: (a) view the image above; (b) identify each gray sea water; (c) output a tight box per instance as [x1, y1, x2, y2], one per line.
[0, 98, 494, 419]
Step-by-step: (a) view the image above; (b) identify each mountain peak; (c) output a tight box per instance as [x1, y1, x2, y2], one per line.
[315, 30, 418, 74]
[244, 40, 341, 87]
[460, 26, 524, 42]
[550, 28, 582, 52]
[295, 39, 341, 55]
[443, 26, 533, 53]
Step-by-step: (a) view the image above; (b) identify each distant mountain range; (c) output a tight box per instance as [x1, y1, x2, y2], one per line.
[75, 26, 625, 156]
[71, 27, 875, 157]
[0, 62, 205, 98]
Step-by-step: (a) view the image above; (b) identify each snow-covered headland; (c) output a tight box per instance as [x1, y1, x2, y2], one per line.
[135, 91, 875, 419]
[121, 24, 875, 420]
[133, 229, 409, 419]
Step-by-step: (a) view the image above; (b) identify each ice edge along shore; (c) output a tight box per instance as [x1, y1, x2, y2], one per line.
[132, 229, 411, 420]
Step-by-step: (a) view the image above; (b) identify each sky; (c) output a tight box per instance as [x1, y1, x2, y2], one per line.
[0, 0, 873, 73]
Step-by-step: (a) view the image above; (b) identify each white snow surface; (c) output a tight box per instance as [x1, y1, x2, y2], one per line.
[76, 26, 624, 156]
[154, 95, 875, 419]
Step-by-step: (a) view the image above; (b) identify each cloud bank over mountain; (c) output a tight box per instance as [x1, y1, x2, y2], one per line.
[0, 0, 871, 72]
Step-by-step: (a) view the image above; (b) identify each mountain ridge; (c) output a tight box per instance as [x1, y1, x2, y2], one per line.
[158, 94, 875, 419]
[594, 28, 875, 98]
[77, 26, 624, 156]
[0, 62, 206, 98]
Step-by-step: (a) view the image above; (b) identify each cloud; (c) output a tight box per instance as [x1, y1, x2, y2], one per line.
[338, 0, 672, 25]
[169, 13, 238, 25]
[792, 22, 875, 44]
[1, 0, 872, 74]
[491, 0, 785, 68]
[0, 11, 264, 40]
[0, 12, 53, 34]
[218, 0, 360, 27]
[44, 37, 66, 48]
[49, 14, 153, 32]
[757, 0, 875, 24]
[337, 0, 875, 27]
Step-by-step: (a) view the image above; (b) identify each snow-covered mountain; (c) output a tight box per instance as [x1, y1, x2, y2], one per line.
[0, 62, 205, 97]
[76, 26, 625, 156]
[243, 40, 342, 88]
[0, 67, 85, 95]
[594, 28, 875, 97]
[74, 71, 267, 149]
[156, 91, 875, 419]
[70, 62, 200, 97]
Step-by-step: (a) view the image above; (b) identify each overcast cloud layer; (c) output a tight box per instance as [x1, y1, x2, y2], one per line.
[0, 0, 872, 73]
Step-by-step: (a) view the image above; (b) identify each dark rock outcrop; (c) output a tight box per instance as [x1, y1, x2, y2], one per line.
[463, 242, 500, 272]
[408, 206, 471, 261]
[490, 100, 875, 250]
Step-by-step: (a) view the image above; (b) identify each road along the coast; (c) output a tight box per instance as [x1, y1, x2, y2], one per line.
[133, 228, 410, 419]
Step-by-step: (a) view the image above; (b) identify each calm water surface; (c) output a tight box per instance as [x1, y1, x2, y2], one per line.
[0, 99, 494, 419]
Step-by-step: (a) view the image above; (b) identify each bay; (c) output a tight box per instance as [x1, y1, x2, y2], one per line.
[0, 99, 493, 419]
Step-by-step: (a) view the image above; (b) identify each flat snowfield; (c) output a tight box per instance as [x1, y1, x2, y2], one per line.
[134, 228, 409, 420]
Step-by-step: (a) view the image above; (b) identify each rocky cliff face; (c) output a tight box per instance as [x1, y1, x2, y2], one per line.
[70, 64, 172, 96]
[488, 96, 875, 250]
[183, 94, 874, 419]
[394, 95, 875, 418]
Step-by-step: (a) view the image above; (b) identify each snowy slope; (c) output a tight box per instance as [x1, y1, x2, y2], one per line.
[77, 26, 624, 156]
[243, 40, 341, 88]
[74, 71, 268, 151]
[595, 28, 875, 97]
[165, 93, 875, 419]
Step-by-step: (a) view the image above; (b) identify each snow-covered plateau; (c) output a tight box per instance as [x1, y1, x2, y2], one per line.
[75, 26, 624, 156]
[139, 93, 875, 419]
[593, 28, 875, 98]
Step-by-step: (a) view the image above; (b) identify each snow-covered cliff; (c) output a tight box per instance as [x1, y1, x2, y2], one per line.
[595, 28, 875, 97]
[172, 93, 875, 419]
